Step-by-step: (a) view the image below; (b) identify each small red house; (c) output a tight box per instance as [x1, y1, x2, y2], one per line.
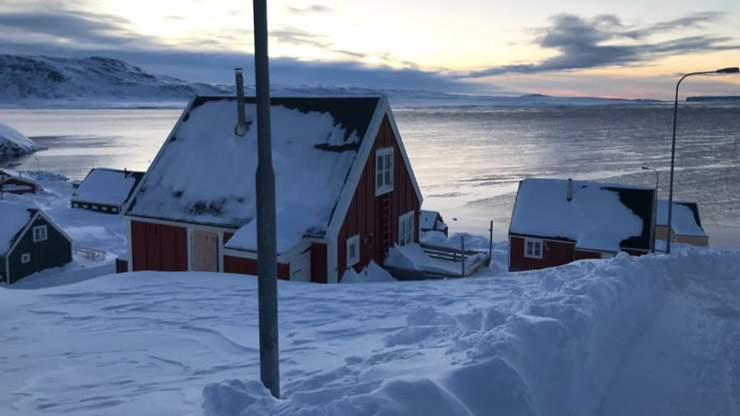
[508, 178, 654, 272]
[0, 169, 39, 195]
[124, 96, 422, 283]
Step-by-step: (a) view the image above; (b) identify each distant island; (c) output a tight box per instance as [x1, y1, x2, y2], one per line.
[686, 96, 740, 102]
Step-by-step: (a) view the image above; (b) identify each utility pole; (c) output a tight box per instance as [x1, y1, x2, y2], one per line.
[253, 0, 280, 398]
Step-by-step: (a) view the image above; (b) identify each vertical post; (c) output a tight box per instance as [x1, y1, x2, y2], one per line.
[461, 235, 465, 277]
[253, 0, 280, 399]
[488, 220, 493, 266]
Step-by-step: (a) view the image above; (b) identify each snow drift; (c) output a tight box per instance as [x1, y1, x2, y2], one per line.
[0, 122, 44, 155]
[1, 249, 739, 415]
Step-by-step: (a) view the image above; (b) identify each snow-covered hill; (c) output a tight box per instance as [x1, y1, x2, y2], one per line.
[0, 55, 228, 107]
[0, 55, 658, 109]
[0, 122, 44, 155]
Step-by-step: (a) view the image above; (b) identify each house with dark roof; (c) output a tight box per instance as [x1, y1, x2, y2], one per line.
[656, 200, 708, 246]
[124, 96, 423, 283]
[0, 169, 40, 195]
[0, 201, 72, 284]
[508, 178, 655, 272]
[72, 168, 144, 214]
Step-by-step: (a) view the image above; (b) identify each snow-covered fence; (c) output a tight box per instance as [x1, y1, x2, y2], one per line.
[73, 245, 106, 261]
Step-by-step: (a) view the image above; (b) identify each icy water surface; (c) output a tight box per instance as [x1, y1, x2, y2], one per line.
[1, 104, 739, 245]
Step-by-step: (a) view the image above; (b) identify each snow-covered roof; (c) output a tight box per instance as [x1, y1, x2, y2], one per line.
[128, 96, 382, 252]
[0, 169, 40, 186]
[0, 123, 43, 155]
[72, 168, 144, 206]
[0, 201, 37, 255]
[656, 200, 706, 237]
[420, 210, 447, 232]
[509, 178, 654, 252]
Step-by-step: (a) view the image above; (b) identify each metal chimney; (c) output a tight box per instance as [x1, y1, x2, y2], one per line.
[234, 68, 248, 136]
[567, 178, 573, 202]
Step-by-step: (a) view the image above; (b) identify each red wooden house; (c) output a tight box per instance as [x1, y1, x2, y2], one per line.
[508, 178, 654, 272]
[124, 96, 422, 283]
[0, 169, 39, 195]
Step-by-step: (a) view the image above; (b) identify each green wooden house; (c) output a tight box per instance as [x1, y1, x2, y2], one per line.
[1, 201, 72, 284]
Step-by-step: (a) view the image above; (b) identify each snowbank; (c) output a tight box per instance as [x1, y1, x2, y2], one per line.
[201, 250, 740, 416]
[0, 122, 43, 155]
[340, 260, 396, 283]
[2, 249, 739, 415]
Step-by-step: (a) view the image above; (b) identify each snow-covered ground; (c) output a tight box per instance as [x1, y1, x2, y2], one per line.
[1, 247, 738, 415]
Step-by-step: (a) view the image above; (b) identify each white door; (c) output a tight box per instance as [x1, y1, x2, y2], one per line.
[192, 230, 219, 272]
[290, 250, 311, 282]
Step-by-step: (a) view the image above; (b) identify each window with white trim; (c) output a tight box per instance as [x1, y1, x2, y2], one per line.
[21, 253, 31, 264]
[375, 147, 394, 195]
[33, 225, 48, 242]
[524, 238, 543, 259]
[398, 211, 414, 245]
[346, 235, 360, 267]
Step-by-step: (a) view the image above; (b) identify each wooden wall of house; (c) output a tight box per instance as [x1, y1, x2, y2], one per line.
[2, 177, 37, 194]
[6, 216, 71, 283]
[223, 256, 290, 280]
[508, 236, 576, 272]
[131, 221, 188, 271]
[336, 115, 420, 281]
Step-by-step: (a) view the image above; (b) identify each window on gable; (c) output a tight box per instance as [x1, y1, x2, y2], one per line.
[33, 225, 48, 243]
[346, 235, 360, 268]
[21, 253, 30, 264]
[398, 211, 414, 245]
[524, 238, 543, 259]
[375, 147, 394, 195]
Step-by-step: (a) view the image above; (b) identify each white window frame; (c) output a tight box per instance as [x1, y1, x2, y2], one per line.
[33, 225, 48, 242]
[398, 211, 414, 245]
[375, 147, 394, 196]
[346, 235, 360, 268]
[21, 253, 31, 264]
[524, 238, 543, 259]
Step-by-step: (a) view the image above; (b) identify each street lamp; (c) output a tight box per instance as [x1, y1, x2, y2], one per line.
[641, 166, 658, 252]
[666, 67, 739, 254]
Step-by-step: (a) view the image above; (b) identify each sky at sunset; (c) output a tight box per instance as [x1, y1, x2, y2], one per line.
[1, 0, 739, 99]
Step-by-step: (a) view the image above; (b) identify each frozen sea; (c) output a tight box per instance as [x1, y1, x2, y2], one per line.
[1, 103, 739, 245]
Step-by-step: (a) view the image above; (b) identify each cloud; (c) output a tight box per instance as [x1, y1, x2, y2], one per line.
[467, 13, 740, 77]
[0, 7, 485, 93]
[286, 5, 333, 15]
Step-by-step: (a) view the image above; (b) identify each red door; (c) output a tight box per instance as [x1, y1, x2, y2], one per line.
[375, 193, 392, 263]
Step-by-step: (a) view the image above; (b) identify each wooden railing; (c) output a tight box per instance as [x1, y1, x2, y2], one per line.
[73, 245, 107, 261]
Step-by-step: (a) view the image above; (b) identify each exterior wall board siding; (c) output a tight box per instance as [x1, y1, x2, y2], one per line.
[6, 216, 72, 283]
[509, 236, 576, 272]
[223, 255, 289, 280]
[574, 250, 601, 260]
[131, 220, 188, 271]
[336, 115, 420, 281]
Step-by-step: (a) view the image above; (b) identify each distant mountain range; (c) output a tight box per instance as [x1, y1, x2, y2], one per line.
[686, 96, 740, 102]
[0, 54, 663, 108]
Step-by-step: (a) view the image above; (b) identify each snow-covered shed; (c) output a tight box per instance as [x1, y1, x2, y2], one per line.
[72, 168, 144, 214]
[420, 210, 448, 236]
[508, 178, 655, 272]
[0, 201, 72, 284]
[0, 169, 40, 195]
[124, 96, 422, 283]
[655, 200, 708, 246]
